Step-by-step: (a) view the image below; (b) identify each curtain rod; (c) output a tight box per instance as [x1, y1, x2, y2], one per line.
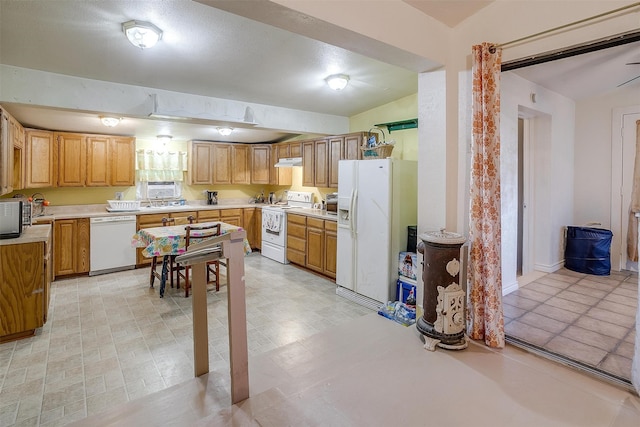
[491, 2, 640, 51]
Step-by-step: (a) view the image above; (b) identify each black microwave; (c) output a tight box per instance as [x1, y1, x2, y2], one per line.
[0, 200, 23, 239]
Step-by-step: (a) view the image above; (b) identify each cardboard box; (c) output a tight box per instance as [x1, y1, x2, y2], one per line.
[398, 251, 418, 280]
[396, 278, 417, 304]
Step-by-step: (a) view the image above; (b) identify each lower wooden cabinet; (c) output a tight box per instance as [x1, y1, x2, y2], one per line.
[220, 208, 243, 227]
[0, 237, 51, 342]
[306, 217, 325, 273]
[286, 213, 337, 279]
[54, 218, 90, 278]
[286, 214, 307, 266]
[324, 220, 337, 279]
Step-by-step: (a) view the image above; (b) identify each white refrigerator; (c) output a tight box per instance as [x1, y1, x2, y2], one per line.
[336, 158, 417, 308]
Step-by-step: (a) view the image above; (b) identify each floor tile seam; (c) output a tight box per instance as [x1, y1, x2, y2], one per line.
[0, 341, 17, 392]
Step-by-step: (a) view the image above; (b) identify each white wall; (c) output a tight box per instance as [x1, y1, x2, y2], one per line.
[574, 86, 640, 271]
[501, 72, 576, 289]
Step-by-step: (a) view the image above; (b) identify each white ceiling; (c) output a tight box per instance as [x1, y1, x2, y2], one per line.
[0, 1, 637, 143]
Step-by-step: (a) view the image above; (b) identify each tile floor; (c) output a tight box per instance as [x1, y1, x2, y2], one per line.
[504, 268, 638, 382]
[0, 253, 372, 426]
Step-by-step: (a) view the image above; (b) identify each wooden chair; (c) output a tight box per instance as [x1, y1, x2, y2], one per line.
[149, 217, 176, 288]
[177, 223, 221, 297]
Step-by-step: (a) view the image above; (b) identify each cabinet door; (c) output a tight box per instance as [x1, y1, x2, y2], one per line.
[86, 136, 110, 186]
[255, 209, 262, 250]
[328, 136, 343, 188]
[0, 110, 12, 195]
[76, 218, 90, 274]
[305, 218, 324, 273]
[270, 144, 292, 186]
[250, 145, 270, 184]
[302, 141, 315, 187]
[290, 142, 302, 158]
[213, 143, 232, 184]
[188, 142, 213, 185]
[110, 137, 135, 186]
[286, 214, 306, 266]
[0, 242, 44, 337]
[344, 133, 364, 160]
[11, 117, 25, 191]
[242, 208, 256, 249]
[314, 139, 328, 187]
[25, 129, 55, 188]
[220, 208, 243, 227]
[324, 221, 338, 279]
[54, 219, 77, 276]
[57, 132, 86, 187]
[232, 144, 250, 184]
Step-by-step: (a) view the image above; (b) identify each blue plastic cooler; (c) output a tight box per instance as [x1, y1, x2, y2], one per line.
[564, 226, 612, 276]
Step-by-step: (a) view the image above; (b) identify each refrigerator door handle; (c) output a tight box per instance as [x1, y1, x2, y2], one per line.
[350, 189, 357, 235]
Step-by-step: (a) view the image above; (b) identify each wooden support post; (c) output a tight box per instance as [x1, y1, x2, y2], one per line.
[191, 262, 209, 377]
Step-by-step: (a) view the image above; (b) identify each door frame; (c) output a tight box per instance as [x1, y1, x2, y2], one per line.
[610, 105, 640, 271]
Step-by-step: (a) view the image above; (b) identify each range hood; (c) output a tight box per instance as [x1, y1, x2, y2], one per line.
[274, 157, 303, 167]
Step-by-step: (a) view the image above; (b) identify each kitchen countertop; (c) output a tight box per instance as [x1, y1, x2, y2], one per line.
[286, 208, 338, 221]
[0, 225, 51, 246]
[30, 202, 270, 221]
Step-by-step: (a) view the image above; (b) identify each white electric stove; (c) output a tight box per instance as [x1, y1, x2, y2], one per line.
[261, 191, 314, 263]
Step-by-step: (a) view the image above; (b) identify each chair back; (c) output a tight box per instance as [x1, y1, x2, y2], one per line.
[185, 223, 221, 247]
[162, 217, 176, 227]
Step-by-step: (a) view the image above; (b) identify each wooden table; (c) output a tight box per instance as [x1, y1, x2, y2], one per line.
[132, 221, 251, 297]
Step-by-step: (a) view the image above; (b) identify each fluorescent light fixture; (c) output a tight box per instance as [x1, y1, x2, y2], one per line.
[122, 20, 163, 49]
[325, 74, 350, 91]
[157, 134, 172, 144]
[218, 127, 233, 136]
[100, 116, 121, 127]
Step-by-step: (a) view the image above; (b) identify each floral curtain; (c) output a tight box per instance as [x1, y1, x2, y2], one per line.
[136, 149, 188, 182]
[467, 42, 505, 348]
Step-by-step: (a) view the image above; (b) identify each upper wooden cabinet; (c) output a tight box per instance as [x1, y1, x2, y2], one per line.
[25, 129, 56, 189]
[188, 141, 214, 185]
[290, 142, 302, 158]
[269, 143, 292, 186]
[85, 135, 110, 187]
[251, 145, 270, 185]
[302, 141, 315, 187]
[232, 144, 250, 184]
[11, 115, 26, 191]
[327, 137, 343, 188]
[213, 143, 232, 185]
[110, 137, 136, 186]
[55, 132, 135, 187]
[344, 133, 364, 160]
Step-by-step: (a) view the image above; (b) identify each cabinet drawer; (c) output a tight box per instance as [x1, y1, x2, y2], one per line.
[287, 222, 306, 239]
[171, 211, 197, 225]
[287, 213, 306, 225]
[307, 217, 324, 229]
[220, 208, 242, 218]
[138, 213, 166, 227]
[287, 248, 306, 266]
[287, 235, 306, 252]
[197, 209, 220, 222]
[325, 220, 337, 232]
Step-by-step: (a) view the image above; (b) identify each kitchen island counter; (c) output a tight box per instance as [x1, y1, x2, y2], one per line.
[0, 224, 51, 246]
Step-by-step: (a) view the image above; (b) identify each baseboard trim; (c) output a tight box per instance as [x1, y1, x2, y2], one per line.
[502, 280, 519, 296]
[533, 260, 563, 273]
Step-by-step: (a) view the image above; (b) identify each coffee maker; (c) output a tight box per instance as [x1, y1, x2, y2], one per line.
[206, 190, 218, 205]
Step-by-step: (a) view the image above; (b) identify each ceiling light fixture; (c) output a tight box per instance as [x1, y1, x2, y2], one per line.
[100, 116, 122, 127]
[217, 127, 233, 136]
[157, 134, 172, 144]
[325, 74, 350, 91]
[122, 20, 163, 49]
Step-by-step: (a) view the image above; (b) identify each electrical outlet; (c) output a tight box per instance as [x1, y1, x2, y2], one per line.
[115, 192, 124, 200]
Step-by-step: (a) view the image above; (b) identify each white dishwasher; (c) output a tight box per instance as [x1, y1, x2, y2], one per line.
[90, 216, 137, 276]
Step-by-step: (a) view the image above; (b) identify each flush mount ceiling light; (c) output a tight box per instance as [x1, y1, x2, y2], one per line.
[157, 134, 172, 144]
[217, 127, 233, 136]
[325, 74, 350, 91]
[122, 20, 163, 49]
[100, 116, 122, 127]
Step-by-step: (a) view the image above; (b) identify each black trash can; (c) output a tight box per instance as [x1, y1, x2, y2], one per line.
[564, 226, 612, 276]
